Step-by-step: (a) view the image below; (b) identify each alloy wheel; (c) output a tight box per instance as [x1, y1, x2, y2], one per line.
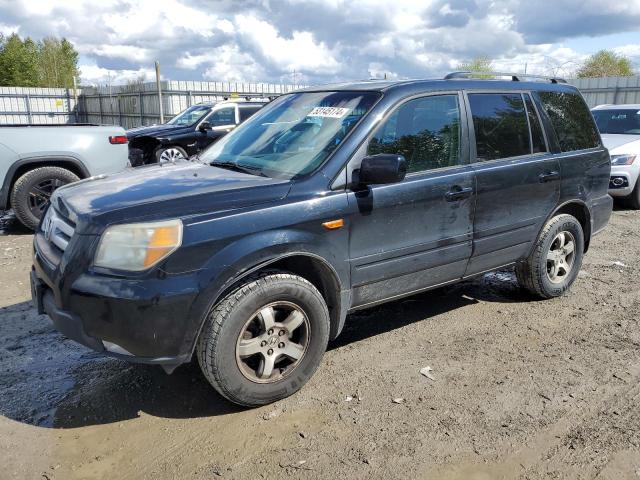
[546, 231, 576, 284]
[159, 148, 186, 163]
[235, 301, 310, 384]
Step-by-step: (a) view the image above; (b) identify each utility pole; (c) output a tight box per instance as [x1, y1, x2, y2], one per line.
[155, 61, 164, 124]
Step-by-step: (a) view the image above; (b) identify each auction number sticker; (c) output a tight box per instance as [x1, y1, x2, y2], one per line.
[307, 107, 350, 118]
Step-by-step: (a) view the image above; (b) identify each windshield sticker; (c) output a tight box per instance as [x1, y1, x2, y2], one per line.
[307, 107, 351, 119]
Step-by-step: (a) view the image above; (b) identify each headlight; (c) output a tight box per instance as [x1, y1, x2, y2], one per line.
[611, 154, 637, 165]
[94, 219, 183, 271]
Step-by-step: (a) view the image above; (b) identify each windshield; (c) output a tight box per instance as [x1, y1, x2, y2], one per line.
[167, 105, 211, 126]
[199, 91, 380, 179]
[592, 109, 640, 135]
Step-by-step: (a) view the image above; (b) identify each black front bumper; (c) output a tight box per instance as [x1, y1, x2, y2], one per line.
[31, 236, 200, 371]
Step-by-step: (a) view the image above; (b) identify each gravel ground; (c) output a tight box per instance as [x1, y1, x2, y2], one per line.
[1, 208, 639, 480]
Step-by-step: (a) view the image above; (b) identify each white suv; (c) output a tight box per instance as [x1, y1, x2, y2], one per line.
[592, 104, 640, 208]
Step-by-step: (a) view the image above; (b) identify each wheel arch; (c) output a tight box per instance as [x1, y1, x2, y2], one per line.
[1, 156, 89, 210]
[550, 200, 592, 253]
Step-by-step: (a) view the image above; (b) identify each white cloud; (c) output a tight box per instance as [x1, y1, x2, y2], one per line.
[1, 0, 638, 85]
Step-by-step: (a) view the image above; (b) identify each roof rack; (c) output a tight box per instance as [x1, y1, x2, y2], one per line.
[444, 71, 567, 84]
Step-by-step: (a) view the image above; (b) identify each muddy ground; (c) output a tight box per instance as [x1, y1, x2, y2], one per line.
[1, 208, 639, 480]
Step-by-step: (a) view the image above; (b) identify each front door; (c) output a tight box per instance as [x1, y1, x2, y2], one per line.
[347, 93, 475, 308]
[196, 105, 238, 151]
[464, 91, 561, 276]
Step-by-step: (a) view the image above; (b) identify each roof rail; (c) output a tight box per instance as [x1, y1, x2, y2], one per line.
[444, 71, 567, 84]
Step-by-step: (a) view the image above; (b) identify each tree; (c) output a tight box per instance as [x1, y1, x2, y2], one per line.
[576, 50, 634, 78]
[0, 33, 39, 87]
[0, 33, 80, 88]
[37, 37, 80, 88]
[457, 56, 494, 76]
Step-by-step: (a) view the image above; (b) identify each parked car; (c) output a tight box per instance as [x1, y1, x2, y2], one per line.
[0, 124, 129, 230]
[126, 100, 265, 165]
[591, 104, 640, 208]
[32, 74, 612, 406]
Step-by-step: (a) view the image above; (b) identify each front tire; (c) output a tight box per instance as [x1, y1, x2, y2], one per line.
[155, 146, 188, 163]
[516, 214, 584, 299]
[625, 179, 640, 210]
[197, 272, 330, 407]
[10, 167, 79, 230]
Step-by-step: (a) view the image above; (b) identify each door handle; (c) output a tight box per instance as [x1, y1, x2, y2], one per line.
[539, 171, 560, 183]
[445, 186, 473, 202]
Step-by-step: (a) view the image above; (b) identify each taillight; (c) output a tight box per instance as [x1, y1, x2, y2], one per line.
[109, 135, 128, 144]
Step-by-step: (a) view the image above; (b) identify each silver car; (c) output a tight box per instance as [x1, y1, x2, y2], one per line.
[592, 104, 640, 208]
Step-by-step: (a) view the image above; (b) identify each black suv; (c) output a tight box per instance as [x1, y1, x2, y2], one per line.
[126, 100, 265, 165]
[31, 73, 612, 406]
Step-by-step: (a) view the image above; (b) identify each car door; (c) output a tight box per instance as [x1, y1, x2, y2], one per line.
[346, 92, 475, 308]
[463, 91, 560, 276]
[196, 105, 238, 151]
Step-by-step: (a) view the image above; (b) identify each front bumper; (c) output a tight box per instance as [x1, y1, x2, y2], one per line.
[608, 164, 640, 198]
[32, 234, 201, 371]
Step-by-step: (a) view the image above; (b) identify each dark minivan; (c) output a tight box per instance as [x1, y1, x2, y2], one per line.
[32, 73, 612, 406]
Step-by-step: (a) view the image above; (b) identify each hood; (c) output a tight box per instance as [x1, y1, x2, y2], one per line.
[51, 162, 291, 234]
[126, 123, 192, 139]
[601, 134, 640, 153]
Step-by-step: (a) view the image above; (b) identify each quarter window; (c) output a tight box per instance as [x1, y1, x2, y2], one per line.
[538, 91, 600, 152]
[368, 95, 461, 174]
[468, 93, 530, 161]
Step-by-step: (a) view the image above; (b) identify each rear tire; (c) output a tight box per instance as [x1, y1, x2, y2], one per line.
[10, 167, 79, 230]
[197, 272, 330, 407]
[516, 214, 584, 299]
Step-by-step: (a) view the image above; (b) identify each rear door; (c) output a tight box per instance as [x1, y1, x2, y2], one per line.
[464, 91, 560, 276]
[347, 92, 475, 308]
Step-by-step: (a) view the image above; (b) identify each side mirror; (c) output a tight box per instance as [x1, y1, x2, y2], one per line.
[198, 121, 212, 131]
[357, 153, 407, 185]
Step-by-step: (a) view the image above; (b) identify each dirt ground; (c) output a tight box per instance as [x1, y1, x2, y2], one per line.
[1, 207, 639, 480]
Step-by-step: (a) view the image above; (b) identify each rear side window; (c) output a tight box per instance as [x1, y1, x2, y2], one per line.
[538, 91, 600, 152]
[524, 94, 547, 154]
[368, 94, 461, 173]
[468, 93, 530, 160]
[239, 106, 260, 122]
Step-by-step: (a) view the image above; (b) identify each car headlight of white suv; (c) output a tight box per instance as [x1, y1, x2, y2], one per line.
[611, 154, 637, 166]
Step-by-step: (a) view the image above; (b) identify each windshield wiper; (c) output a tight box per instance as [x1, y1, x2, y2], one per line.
[211, 161, 268, 177]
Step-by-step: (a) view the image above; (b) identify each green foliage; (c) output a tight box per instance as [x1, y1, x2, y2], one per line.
[576, 50, 634, 78]
[457, 56, 494, 78]
[0, 33, 80, 88]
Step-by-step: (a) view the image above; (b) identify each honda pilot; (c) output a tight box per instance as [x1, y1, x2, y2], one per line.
[31, 73, 612, 406]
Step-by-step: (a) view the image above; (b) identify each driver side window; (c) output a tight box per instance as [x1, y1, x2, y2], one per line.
[367, 95, 462, 174]
[207, 107, 236, 127]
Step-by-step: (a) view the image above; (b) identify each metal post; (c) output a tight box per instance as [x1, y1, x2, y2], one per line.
[187, 90, 192, 107]
[72, 76, 79, 123]
[98, 94, 103, 124]
[138, 91, 143, 125]
[117, 95, 122, 126]
[25, 93, 33, 124]
[155, 61, 164, 124]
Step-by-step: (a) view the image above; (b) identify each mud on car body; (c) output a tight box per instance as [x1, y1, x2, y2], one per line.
[32, 73, 612, 406]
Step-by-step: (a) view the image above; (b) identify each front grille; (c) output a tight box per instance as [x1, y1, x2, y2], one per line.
[41, 207, 75, 252]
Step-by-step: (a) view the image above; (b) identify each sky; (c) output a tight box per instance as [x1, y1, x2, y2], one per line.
[0, 0, 639, 86]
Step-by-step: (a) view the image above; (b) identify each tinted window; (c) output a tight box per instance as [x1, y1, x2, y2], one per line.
[167, 105, 210, 126]
[207, 107, 236, 126]
[524, 94, 547, 153]
[592, 109, 640, 135]
[368, 95, 461, 173]
[538, 91, 600, 152]
[469, 93, 530, 160]
[239, 106, 261, 122]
